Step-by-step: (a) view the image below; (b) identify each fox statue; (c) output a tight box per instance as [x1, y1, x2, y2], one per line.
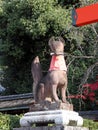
[31, 37, 68, 104]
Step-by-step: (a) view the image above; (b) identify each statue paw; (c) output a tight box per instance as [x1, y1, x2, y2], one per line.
[55, 100, 62, 103]
[62, 100, 69, 104]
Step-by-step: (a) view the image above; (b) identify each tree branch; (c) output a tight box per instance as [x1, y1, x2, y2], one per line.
[91, 24, 98, 38]
[78, 62, 98, 94]
[64, 53, 95, 59]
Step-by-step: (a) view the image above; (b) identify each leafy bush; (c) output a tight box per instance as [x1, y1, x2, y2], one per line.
[0, 113, 21, 130]
[83, 119, 98, 130]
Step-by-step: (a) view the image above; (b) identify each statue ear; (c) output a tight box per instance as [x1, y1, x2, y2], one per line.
[48, 37, 54, 46]
[48, 36, 55, 51]
[58, 37, 65, 45]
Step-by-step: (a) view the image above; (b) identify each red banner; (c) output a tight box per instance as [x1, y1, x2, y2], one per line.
[72, 3, 98, 26]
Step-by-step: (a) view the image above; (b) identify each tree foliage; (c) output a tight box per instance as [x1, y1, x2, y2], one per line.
[0, 0, 70, 94]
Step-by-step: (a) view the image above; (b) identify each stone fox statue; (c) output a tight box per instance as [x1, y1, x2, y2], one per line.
[31, 37, 68, 103]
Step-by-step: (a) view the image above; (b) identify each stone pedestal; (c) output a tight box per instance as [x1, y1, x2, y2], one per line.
[13, 125, 89, 130]
[14, 102, 88, 130]
[20, 110, 83, 127]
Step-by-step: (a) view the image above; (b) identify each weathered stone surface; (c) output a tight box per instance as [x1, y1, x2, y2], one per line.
[29, 101, 73, 111]
[13, 125, 89, 130]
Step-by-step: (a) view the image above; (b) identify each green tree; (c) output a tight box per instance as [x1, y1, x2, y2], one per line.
[0, 0, 70, 94]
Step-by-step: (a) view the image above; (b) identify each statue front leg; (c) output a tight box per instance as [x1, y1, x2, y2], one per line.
[61, 74, 68, 103]
[61, 86, 67, 103]
[52, 84, 61, 103]
[61, 81, 68, 104]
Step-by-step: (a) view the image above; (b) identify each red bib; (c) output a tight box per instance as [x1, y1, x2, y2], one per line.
[49, 55, 67, 71]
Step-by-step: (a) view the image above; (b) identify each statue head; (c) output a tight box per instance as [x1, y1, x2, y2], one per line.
[48, 36, 65, 54]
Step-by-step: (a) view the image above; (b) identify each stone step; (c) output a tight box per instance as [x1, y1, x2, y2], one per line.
[13, 125, 89, 130]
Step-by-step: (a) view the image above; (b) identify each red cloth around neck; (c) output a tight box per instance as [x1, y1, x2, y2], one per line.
[49, 55, 67, 71]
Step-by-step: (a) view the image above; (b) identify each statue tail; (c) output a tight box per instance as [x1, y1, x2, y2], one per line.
[31, 56, 43, 102]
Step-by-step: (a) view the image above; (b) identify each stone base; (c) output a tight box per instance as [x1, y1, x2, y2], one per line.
[13, 125, 89, 130]
[20, 110, 83, 127]
[29, 101, 73, 111]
